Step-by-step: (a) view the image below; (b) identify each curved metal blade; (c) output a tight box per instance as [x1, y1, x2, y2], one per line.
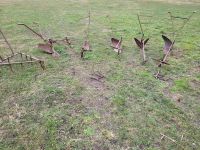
[144, 38, 149, 46]
[134, 38, 143, 49]
[82, 40, 90, 51]
[38, 43, 54, 54]
[162, 35, 173, 54]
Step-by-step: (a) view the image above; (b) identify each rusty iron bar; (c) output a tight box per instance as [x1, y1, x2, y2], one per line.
[18, 23, 46, 41]
[156, 11, 196, 68]
[168, 11, 196, 40]
[0, 53, 45, 71]
[107, 16, 123, 55]
[116, 37, 122, 55]
[134, 38, 149, 63]
[0, 60, 40, 65]
[7, 57, 14, 72]
[81, 11, 92, 59]
[86, 10, 91, 40]
[0, 60, 45, 70]
[0, 55, 3, 62]
[157, 35, 175, 67]
[20, 52, 23, 67]
[0, 29, 14, 55]
[137, 14, 144, 39]
[0, 53, 18, 62]
[134, 14, 151, 63]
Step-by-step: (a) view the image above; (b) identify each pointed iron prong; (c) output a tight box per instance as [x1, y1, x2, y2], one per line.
[20, 52, 23, 68]
[8, 57, 14, 72]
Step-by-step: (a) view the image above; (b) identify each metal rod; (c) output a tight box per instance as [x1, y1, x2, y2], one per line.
[18, 23, 45, 41]
[178, 11, 196, 33]
[39, 61, 45, 70]
[158, 41, 175, 67]
[0, 53, 18, 62]
[137, 14, 144, 39]
[142, 41, 146, 62]
[7, 57, 14, 72]
[0, 60, 41, 66]
[0, 55, 3, 62]
[0, 29, 14, 55]
[86, 11, 91, 40]
[20, 52, 23, 67]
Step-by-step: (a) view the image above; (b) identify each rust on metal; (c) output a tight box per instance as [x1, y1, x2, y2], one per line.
[154, 70, 163, 80]
[155, 11, 196, 67]
[60, 37, 72, 47]
[81, 11, 92, 59]
[111, 37, 122, 55]
[18, 23, 71, 57]
[18, 23, 46, 41]
[154, 11, 196, 79]
[154, 35, 174, 67]
[162, 35, 174, 54]
[134, 14, 150, 63]
[81, 40, 91, 58]
[134, 38, 149, 62]
[0, 29, 45, 72]
[107, 15, 123, 55]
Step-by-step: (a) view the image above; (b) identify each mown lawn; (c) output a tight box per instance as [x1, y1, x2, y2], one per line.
[0, 0, 200, 149]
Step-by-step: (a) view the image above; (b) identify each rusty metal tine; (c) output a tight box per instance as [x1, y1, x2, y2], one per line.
[0, 29, 15, 55]
[20, 53, 23, 67]
[21, 53, 40, 61]
[0, 55, 3, 62]
[18, 23, 46, 41]
[8, 57, 14, 72]
[39, 61, 45, 70]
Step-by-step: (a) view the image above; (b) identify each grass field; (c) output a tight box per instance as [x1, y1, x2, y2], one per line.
[0, 0, 200, 149]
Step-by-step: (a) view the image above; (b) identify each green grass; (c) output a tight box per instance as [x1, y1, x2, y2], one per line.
[0, 0, 200, 149]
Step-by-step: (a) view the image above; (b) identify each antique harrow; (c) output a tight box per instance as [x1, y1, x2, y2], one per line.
[0, 29, 45, 72]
